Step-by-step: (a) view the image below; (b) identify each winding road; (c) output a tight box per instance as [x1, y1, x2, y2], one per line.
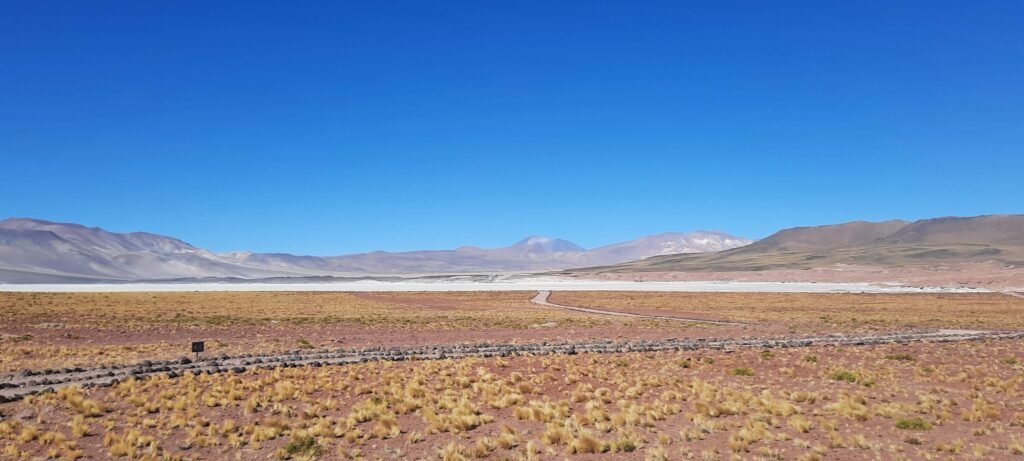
[531, 290, 745, 325]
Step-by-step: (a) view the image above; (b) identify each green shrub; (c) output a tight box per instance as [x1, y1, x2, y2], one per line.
[730, 367, 755, 376]
[896, 418, 933, 431]
[830, 370, 857, 383]
[285, 435, 324, 456]
[885, 353, 914, 361]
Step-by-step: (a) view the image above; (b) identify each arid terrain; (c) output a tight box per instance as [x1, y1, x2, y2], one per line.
[3, 290, 1023, 373]
[2, 336, 1023, 460]
[2, 290, 1024, 460]
[6, 0, 1022, 457]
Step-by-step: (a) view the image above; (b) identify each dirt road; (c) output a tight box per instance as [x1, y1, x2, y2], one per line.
[530, 290, 745, 325]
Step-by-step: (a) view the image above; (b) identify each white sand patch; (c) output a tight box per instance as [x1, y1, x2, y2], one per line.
[0, 276, 988, 293]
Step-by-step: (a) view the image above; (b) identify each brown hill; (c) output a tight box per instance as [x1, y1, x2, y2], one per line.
[733, 220, 909, 253]
[567, 215, 1024, 274]
[883, 215, 1024, 246]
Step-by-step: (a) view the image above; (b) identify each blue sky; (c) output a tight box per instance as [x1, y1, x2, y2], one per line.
[2, 1, 1022, 255]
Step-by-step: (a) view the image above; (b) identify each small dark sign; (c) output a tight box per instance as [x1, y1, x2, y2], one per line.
[191, 341, 205, 353]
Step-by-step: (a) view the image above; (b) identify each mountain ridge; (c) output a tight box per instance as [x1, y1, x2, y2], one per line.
[0, 218, 751, 281]
[566, 214, 1024, 275]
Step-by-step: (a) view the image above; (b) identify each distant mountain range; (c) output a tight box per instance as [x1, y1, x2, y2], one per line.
[0, 218, 750, 282]
[5, 215, 1019, 283]
[569, 214, 1024, 274]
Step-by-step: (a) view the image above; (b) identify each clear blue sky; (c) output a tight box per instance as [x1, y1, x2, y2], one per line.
[2, 1, 1022, 255]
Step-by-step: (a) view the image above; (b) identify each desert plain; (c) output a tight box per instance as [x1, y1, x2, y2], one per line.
[1, 288, 1023, 460]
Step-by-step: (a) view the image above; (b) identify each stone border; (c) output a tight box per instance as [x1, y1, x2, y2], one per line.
[2, 329, 1022, 404]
